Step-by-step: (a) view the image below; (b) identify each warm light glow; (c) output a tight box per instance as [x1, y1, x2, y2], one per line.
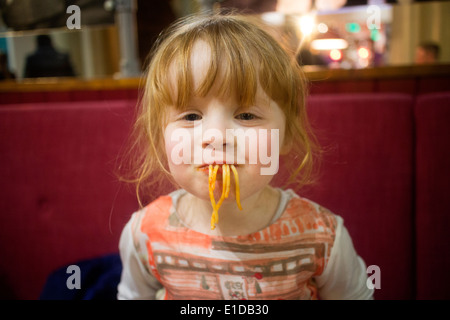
[317, 22, 328, 34]
[311, 38, 348, 50]
[330, 49, 342, 61]
[261, 12, 285, 26]
[298, 15, 315, 36]
[276, 0, 311, 14]
[315, 0, 347, 11]
[358, 47, 370, 59]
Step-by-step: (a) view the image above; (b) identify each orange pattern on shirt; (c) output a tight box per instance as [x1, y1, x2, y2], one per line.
[133, 193, 337, 300]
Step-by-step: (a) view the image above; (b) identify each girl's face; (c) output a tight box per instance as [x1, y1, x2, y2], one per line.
[164, 40, 287, 205]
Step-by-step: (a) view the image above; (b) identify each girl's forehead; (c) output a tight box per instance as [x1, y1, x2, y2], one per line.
[189, 40, 213, 92]
[166, 40, 214, 101]
[163, 36, 279, 110]
[167, 39, 233, 105]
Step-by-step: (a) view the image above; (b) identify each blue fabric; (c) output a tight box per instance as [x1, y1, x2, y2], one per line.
[39, 253, 122, 300]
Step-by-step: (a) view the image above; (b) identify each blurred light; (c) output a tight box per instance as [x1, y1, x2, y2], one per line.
[298, 15, 315, 36]
[315, 0, 347, 11]
[311, 38, 348, 50]
[276, 0, 311, 14]
[359, 59, 369, 68]
[330, 49, 342, 61]
[370, 29, 381, 41]
[345, 22, 361, 33]
[317, 23, 328, 34]
[261, 12, 285, 26]
[358, 47, 370, 59]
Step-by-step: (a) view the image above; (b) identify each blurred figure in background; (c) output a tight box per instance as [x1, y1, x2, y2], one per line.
[297, 47, 327, 67]
[0, 51, 15, 80]
[415, 41, 440, 64]
[24, 34, 75, 78]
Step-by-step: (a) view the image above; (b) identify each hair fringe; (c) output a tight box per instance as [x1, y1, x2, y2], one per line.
[117, 12, 322, 206]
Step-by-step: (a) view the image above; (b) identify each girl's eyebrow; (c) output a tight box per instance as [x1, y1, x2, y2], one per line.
[237, 105, 262, 112]
[172, 101, 193, 111]
[245, 100, 272, 110]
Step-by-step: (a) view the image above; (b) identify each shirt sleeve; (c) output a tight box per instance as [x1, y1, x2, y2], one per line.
[117, 213, 163, 300]
[315, 217, 374, 300]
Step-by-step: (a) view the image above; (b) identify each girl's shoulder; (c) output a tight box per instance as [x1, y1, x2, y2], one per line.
[128, 190, 187, 234]
[276, 189, 341, 234]
[133, 190, 183, 218]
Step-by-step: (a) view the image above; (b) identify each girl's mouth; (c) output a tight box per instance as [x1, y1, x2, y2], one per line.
[196, 164, 238, 175]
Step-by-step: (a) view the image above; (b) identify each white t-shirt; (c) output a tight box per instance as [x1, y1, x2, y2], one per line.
[117, 189, 374, 300]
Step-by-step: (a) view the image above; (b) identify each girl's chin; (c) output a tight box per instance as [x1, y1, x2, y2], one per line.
[181, 183, 237, 204]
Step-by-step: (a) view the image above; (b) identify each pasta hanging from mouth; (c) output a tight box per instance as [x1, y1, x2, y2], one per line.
[209, 164, 242, 230]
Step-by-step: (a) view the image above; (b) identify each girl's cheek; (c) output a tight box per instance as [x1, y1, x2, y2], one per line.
[165, 140, 178, 166]
[247, 136, 259, 165]
[253, 128, 282, 176]
[164, 127, 195, 166]
[237, 129, 279, 168]
[164, 128, 177, 166]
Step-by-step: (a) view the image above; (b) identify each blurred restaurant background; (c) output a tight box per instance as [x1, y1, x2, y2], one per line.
[0, 0, 449, 81]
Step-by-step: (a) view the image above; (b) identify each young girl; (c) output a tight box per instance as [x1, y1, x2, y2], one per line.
[117, 13, 373, 300]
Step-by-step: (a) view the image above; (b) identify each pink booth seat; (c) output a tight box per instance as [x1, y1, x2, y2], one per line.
[283, 93, 415, 299]
[0, 92, 425, 300]
[0, 100, 139, 299]
[415, 92, 450, 300]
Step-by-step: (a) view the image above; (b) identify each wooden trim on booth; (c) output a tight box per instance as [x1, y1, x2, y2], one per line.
[0, 77, 142, 92]
[304, 63, 450, 82]
[1, 63, 449, 93]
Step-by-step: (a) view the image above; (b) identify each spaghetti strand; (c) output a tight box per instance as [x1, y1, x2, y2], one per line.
[230, 164, 242, 210]
[208, 163, 242, 230]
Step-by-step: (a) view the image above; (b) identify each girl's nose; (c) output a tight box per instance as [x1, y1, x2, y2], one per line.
[202, 135, 229, 150]
[201, 116, 233, 151]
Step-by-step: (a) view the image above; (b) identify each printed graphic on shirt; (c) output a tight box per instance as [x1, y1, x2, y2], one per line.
[135, 193, 337, 300]
[219, 275, 249, 300]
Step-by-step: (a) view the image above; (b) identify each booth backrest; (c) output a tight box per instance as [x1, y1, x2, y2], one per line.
[0, 100, 139, 299]
[414, 92, 450, 300]
[302, 94, 415, 299]
[0, 92, 449, 299]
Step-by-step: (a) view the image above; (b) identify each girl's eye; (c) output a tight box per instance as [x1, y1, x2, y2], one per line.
[236, 113, 257, 121]
[182, 113, 202, 121]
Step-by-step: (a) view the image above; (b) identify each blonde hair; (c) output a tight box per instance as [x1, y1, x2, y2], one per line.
[121, 13, 318, 207]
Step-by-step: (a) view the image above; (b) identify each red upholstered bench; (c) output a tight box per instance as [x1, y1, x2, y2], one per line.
[414, 92, 450, 300]
[1, 92, 449, 299]
[301, 93, 415, 300]
[0, 100, 139, 299]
